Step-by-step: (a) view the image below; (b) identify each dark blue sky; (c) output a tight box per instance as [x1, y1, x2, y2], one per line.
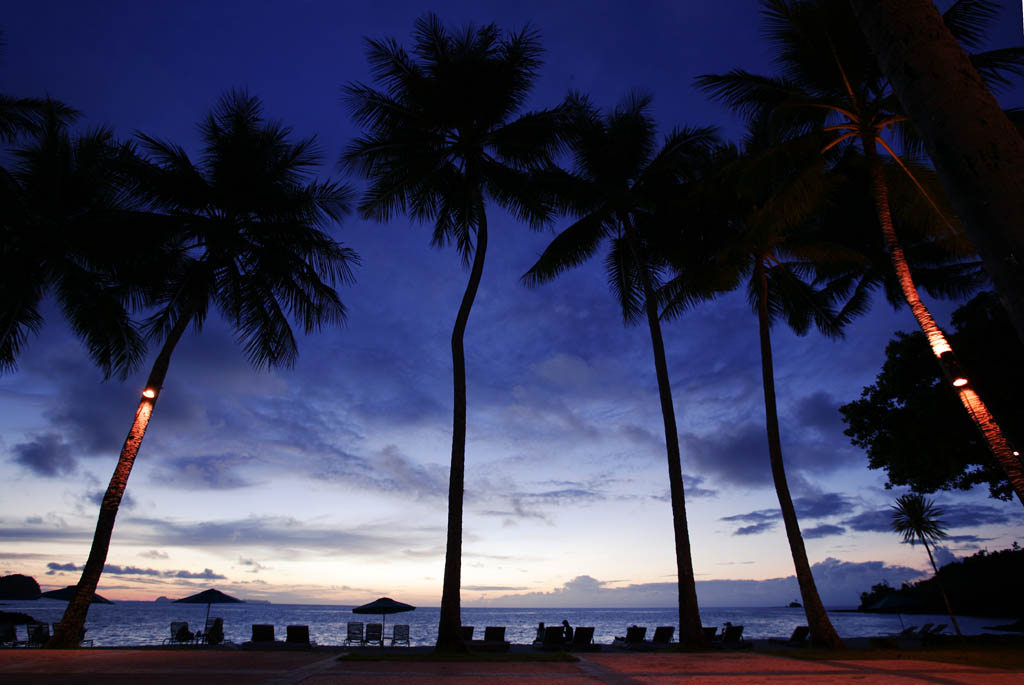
[2, 1, 1022, 606]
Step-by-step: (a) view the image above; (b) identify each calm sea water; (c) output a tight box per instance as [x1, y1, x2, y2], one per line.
[0, 600, 1005, 647]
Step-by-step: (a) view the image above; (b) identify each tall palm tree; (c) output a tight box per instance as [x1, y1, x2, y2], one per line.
[523, 94, 721, 647]
[342, 15, 575, 652]
[1, 107, 154, 378]
[891, 493, 963, 637]
[663, 128, 846, 647]
[848, 0, 1024, 346]
[697, 0, 1024, 506]
[48, 90, 357, 648]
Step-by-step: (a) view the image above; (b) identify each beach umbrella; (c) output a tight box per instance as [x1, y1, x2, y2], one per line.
[174, 588, 244, 627]
[352, 597, 415, 642]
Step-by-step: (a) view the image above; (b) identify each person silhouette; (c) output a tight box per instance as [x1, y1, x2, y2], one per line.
[535, 622, 545, 642]
[562, 619, 573, 642]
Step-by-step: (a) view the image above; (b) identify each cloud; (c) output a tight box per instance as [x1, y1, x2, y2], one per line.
[149, 455, 255, 490]
[10, 433, 76, 476]
[238, 558, 268, 573]
[842, 501, 1022, 534]
[139, 550, 169, 559]
[735, 522, 776, 536]
[46, 561, 225, 579]
[841, 509, 892, 533]
[475, 558, 925, 608]
[88, 489, 137, 511]
[792, 492, 856, 519]
[803, 524, 845, 539]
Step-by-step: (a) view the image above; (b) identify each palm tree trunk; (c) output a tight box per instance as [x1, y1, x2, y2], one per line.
[756, 260, 844, 648]
[47, 314, 190, 649]
[435, 210, 488, 653]
[864, 138, 1024, 506]
[627, 229, 703, 647]
[920, 537, 962, 637]
[848, 0, 1024, 347]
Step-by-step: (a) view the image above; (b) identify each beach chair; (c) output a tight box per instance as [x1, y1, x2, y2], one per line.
[568, 626, 599, 652]
[203, 617, 225, 646]
[165, 621, 195, 645]
[923, 624, 947, 636]
[460, 625, 474, 641]
[625, 625, 647, 644]
[251, 624, 275, 643]
[652, 626, 675, 646]
[472, 625, 510, 652]
[364, 623, 383, 646]
[537, 625, 565, 650]
[286, 625, 311, 645]
[390, 624, 410, 647]
[717, 623, 752, 649]
[702, 626, 719, 642]
[345, 621, 364, 646]
[0, 623, 18, 648]
[770, 626, 809, 646]
[26, 623, 50, 647]
[52, 622, 93, 647]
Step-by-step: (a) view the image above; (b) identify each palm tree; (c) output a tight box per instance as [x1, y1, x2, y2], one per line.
[523, 94, 720, 647]
[848, 0, 1024, 346]
[48, 90, 357, 648]
[891, 493, 963, 637]
[342, 15, 574, 652]
[1, 107, 154, 378]
[697, 0, 1024, 506]
[663, 128, 846, 647]
[0, 28, 78, 142]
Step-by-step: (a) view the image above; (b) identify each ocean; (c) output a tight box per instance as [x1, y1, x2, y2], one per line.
[0, 600, 1004, 647]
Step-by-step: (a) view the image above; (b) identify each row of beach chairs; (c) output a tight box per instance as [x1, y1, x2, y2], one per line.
[0, 622, 92, 648]
[344, 621, 410, 647]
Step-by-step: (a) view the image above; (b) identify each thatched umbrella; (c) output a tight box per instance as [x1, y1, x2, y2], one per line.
[174, 588, 243, 627]
[352, 597, 415, 642]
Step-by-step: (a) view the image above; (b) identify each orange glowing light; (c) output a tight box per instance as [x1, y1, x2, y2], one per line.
[142, 388, 157, 399]
[1015, 451, 1021, 457]
[952, 377, 968, 388]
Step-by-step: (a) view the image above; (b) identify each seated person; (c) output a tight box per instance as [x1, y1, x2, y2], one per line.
[206, 618, 224, 646]
[562, 619, 573, 642]
[534, 622, 545, 643]
[175, 623, 195, 643]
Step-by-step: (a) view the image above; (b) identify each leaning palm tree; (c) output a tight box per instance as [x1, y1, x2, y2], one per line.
[342, 15, 575, 652]
[1, 106, 154, 378]
[891, 493, 963, 637]
[662, 128, 846, 647]
[48, 90, 357, 648]
[523, 94, 721, 647]
[697, 0, 1024, 505]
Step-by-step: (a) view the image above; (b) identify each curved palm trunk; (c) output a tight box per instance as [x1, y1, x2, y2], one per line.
[755, 260, 843, 648]
[864, 139, 1024, 506]
[435, 210, 488, 653]
[47, 314, 190, 649]
[848, 0, 1024, 347]
[919, 537, 962, 637]
[627, 230, 703, 647]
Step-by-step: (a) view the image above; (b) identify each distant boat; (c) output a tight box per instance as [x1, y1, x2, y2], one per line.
[788, 601, 802, 608]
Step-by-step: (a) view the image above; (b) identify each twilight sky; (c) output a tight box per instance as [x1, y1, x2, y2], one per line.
[2, 0, 1022, 609]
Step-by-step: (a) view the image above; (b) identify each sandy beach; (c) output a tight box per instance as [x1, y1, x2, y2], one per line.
[2, 643, 1022, 684]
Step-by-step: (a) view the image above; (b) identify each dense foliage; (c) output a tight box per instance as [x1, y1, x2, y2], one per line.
[840, 292, 1024, 500]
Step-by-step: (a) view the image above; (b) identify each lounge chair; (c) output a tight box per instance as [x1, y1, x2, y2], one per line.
[652, 626, 675, 647]
[716, 623, 752, 650]
[537, 625, 565, 650]
[251, 624, 275, 643]
[923, 624, 947, 636]
[770, 626, 809, 646]
[286, 625, 311, 646]
[0, 623, 19, 648]
[568, 626, 599, 652]
[345, 621, 364, 646]
[896, 625, 919, 637]
[26, 623, 50, 648]
[204, 618, 225, 646]
[364, 623, 383, 646]
[390, 624, 410, 647]
[460, 626, 474, 641]
[702, 626, 718, 642]
[164, 621, 195, 645]
[468, 625, 510, 652]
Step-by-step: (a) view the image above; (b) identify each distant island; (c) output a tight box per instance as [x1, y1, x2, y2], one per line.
[858, 546, 1023, 618]
[42, 586, 114, 604]
[0, 574, 41, 600]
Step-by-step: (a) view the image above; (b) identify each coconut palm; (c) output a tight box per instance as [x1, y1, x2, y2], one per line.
[1, 106, 156, 378]
[697, 0, 1024, 505]
[848, 0, 1024, 346]
[342, 15, 575, 651]
[48, 90, 357, 648]
[661, 126, 846, 647]
[891, 493, 963, 637]
[523, 94, 722, 646]
[0, 29, 78, 141]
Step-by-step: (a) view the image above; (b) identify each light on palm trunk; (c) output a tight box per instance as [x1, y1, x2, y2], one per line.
[142, 388, 157, 399]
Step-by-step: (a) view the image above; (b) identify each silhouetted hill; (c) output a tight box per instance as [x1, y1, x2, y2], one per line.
[859, 546, 1024, 618]
[41, 586, 114, 604]
[0, 574, 41, 600]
